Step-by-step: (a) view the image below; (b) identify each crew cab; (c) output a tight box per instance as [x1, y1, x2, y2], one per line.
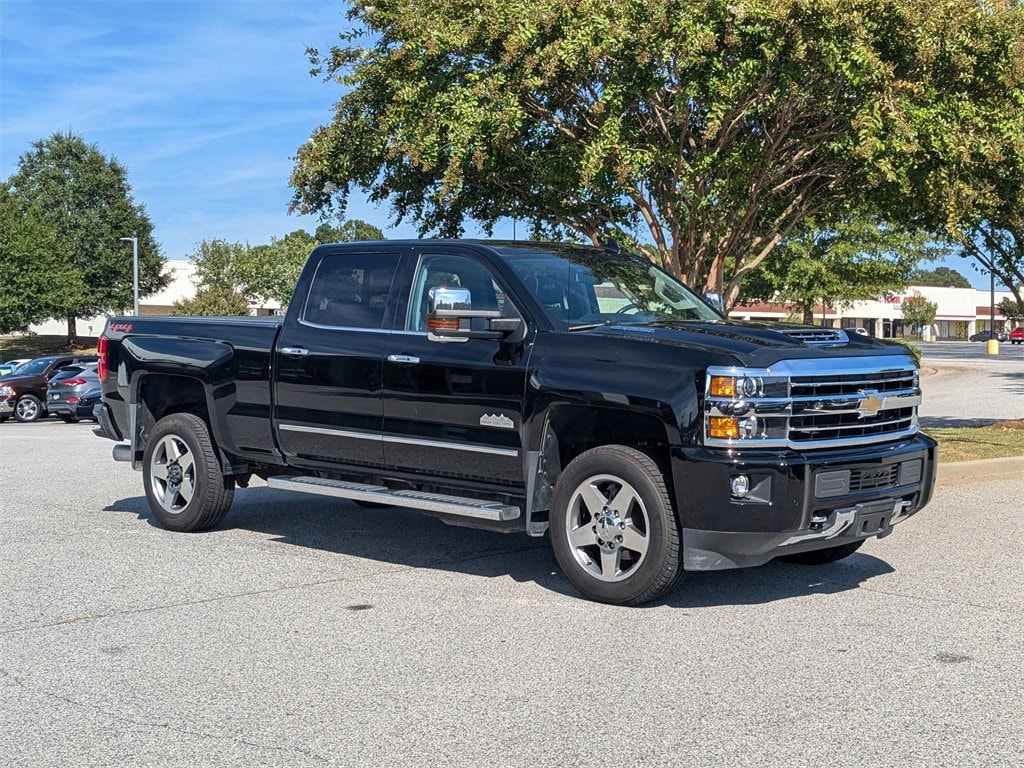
[95, 240, 936, 605]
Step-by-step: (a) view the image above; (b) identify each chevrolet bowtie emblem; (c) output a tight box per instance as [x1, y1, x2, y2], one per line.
[856, 391, 885, 419]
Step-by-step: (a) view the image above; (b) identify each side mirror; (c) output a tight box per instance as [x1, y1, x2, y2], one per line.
[704, 291, 724, 313]
[427, 287, 524, 343]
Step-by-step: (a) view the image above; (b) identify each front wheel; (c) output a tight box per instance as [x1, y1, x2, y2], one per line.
[14, 395, 43, 422]
[143, 413, 234, 532]
[549, 445, 683, 605]
[778, 540, 864, 565]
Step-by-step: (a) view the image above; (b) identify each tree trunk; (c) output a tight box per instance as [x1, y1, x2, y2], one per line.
[66, 317, 78, 348]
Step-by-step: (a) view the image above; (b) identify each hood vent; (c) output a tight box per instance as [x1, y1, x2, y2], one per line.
[778, 328, 849, 347]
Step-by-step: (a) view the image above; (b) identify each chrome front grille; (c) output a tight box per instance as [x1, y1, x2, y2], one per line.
[790, 407, 916, 444]
[790, 368, 917, 397]
[704, 356, 921, 451]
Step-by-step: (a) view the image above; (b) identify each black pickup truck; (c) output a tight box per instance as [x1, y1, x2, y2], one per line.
[95, 240, 936, 605]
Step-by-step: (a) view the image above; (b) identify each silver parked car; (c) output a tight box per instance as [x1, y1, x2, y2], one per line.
[45, 364, 100, 423]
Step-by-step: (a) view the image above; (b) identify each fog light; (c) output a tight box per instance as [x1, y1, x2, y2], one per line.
[731, 474, 750, 498]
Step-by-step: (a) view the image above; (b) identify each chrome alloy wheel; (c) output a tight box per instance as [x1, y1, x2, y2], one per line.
[565, 474, 650, 582]
[15, 398, 40, 421]
[149, 434, 196, 514]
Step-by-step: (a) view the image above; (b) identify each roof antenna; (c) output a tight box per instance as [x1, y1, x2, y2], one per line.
[603, 236, 622, 254]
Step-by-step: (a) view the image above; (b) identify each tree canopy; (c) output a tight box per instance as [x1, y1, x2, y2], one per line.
[740, 217, 945, 322]
[187, 219, 384, 307]
[900, 293, 938, 336]
[291, 0, 1024, 306]
[3, 132, 167, 344]
[908, 266, 973, 289]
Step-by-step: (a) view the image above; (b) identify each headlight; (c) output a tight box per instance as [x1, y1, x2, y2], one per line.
[0, 385, 14, 396]
[704, 368, 789, 447]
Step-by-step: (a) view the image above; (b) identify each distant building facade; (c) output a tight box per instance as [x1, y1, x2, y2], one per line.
[731, 285, 1019, 340]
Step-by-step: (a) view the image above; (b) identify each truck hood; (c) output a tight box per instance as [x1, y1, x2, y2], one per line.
[580, 320, 910, 367]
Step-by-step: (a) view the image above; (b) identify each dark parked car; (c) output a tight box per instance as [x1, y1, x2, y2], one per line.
[1010, 327, 1024, 345]
[969, 330, 1008, 342]
[46, 365, 100, 423]
[0, 355, 98, 423]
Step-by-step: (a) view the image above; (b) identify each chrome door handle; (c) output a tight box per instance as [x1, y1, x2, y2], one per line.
[387, 354, 420, 364]
[281, 346, 309, 358]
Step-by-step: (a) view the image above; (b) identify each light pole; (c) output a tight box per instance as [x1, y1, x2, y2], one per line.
[120, 235, 139, 316]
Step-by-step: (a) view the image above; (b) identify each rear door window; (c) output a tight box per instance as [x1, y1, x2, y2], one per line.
[302, 251, 402, 330]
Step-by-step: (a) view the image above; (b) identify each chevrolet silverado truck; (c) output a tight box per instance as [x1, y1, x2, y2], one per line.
[95, 240, 936, 605]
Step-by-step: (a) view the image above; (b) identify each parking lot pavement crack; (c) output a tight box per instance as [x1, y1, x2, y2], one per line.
[2, 544, 548, 636]
[0, 668, 329, 764]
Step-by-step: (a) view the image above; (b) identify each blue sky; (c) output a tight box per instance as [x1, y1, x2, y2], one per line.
[0, 0, 456, 261]
[0, 0, 988, 287]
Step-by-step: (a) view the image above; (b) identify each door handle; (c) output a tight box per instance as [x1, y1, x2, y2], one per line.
[281, 346, 309, 358]
[387, 354, 420, 364]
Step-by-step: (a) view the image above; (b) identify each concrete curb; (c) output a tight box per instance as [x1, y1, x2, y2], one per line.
[936, 456, 1024, 486]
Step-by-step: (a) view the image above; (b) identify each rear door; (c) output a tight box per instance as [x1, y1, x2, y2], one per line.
[273, 245, 404, 470]
[382, 245, 531, 488]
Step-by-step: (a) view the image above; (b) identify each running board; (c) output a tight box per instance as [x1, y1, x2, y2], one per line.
[266, 476, 521, 522]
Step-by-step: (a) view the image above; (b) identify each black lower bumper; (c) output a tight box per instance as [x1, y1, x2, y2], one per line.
[93, 402, 123, 441]
[671, 434, 937, 570]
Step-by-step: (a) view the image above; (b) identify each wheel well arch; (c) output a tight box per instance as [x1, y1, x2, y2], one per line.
[528, 404, 673, 529]
[135, 374, 213, 455]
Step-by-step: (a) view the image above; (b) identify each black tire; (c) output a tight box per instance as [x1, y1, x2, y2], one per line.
[549, 445, 683, 605]
[778, 540, 864, 565]
[60, 414, 80, 424]
[14, 394, 43, 423]
[142, 412, 234, 532]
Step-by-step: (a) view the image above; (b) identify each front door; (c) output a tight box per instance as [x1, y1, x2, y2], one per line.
[273, 246, 403, 470]
[382, 247, 530, 488]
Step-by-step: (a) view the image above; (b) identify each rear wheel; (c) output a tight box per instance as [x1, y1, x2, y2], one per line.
[778, 540, 864, 565]
[60, 414, 79, 424]
[143, 413, 234, 532]
[14, 395, 43, 423]
[549, 445, 683, 605]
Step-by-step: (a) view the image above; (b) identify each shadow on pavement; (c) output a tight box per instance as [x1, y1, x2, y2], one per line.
[104, 488, 895, 607]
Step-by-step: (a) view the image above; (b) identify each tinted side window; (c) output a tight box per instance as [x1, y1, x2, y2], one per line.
[302, 251, 401, 329]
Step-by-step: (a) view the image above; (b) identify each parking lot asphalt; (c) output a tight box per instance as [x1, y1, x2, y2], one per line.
[1, 420, 1022, 767]
[917, 342, 1024, 427]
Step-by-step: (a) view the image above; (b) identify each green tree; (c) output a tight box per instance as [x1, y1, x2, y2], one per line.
[315, 219, 385, 243]
[0, 187, 78, 334]
[741, 218, 945, 323]
[900, 293, 938, 337]
[171, 287, 252, 317]
[908, 267, 972, 289]
[188, 220, 385, 308]
[291, 0, 1024, 307]
[999, 296, 1024, 323]
[4, 132, 167, 344]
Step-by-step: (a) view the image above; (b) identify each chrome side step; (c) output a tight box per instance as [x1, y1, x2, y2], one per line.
[266, 475, 521, 522]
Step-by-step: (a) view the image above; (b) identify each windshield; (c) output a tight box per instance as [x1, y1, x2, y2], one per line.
[503, 248, 722, 329]
[10, 357, 54, 376]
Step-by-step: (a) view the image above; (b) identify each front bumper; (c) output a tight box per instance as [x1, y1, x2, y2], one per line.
[672, 433, 937, 570]
[0, 397, 12, 416]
